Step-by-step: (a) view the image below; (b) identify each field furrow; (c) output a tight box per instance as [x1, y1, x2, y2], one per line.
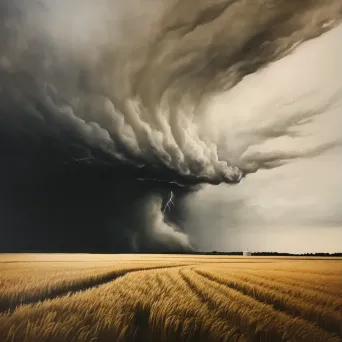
[0, 255, 341, 342]
[195, 268, 342, 336]
[249, 271, 342, 292]
[0, 267, 246, 342]
[195, 267, 342, 309]
[147, 269, 245, 342]
[235, 270, 342, 298]
[180, 269, 340, 342]
[0, 264, 183, 313]
[202, 264, 342, 296]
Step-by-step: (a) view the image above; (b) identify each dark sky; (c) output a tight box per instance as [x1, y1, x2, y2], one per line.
[0, 112, 191, 252]
[0, 0, 341, 253]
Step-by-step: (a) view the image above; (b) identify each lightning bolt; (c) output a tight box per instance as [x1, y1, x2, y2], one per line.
[163, 191, 174, 213]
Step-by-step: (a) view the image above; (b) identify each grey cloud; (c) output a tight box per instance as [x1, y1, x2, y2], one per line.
[3, 0, 340, 183]
[0, 0, 341, 252]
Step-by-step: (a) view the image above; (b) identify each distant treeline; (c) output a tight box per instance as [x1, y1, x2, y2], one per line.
[184, 251, 342, 257]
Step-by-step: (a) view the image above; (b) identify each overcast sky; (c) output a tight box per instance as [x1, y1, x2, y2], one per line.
[183, 24, 342, 253]
[0, 1, 341, 253]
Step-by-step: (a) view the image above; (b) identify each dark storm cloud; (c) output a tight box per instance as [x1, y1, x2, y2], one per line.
[0, 0, 340, 252]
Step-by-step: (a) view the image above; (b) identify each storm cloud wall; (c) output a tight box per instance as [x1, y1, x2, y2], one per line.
[0, 0, 340, 252]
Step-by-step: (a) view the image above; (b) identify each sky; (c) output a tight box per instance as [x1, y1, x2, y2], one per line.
[0, 0, 341, 253]
[183, 24, 342, 253]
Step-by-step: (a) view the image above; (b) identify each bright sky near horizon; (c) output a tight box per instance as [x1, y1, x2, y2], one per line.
[184, 25, 342, 253]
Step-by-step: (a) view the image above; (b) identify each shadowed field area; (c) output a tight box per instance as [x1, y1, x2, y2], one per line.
[0, 254, 341, 341]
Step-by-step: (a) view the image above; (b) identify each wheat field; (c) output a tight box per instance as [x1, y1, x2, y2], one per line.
[0, 254, 341, 342]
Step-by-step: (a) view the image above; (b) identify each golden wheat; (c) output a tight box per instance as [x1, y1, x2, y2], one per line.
[0, 254, 340, 342]
[193, 268, 341, 336]
[0, 262, 184, 312]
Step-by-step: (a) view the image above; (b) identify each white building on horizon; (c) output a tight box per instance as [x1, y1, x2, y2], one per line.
[243, 250, 252, 256]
